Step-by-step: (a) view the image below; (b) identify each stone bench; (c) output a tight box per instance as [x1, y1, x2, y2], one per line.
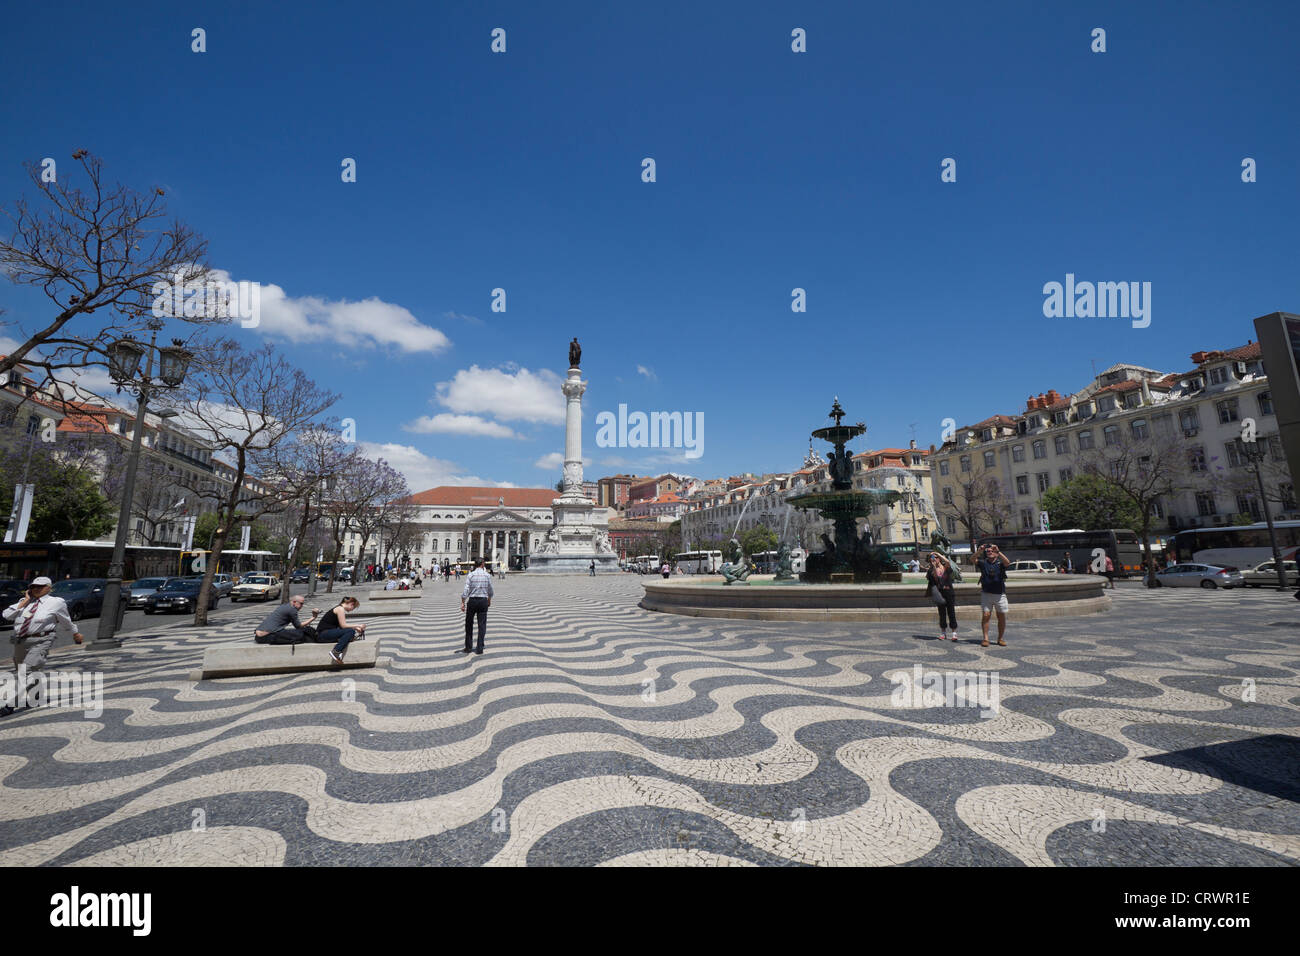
[193, 639, 384, 680]
[367, 590, 423, 600]
[349, 602, 411, 618]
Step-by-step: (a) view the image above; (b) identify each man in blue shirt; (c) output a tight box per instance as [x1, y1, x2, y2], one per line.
[974, 543, 1011, 647]
[460, 558, 494, 655]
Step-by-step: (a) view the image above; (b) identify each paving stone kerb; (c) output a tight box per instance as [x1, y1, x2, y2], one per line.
[194, 639, 383, 679]
[640, 576, 1110, 622]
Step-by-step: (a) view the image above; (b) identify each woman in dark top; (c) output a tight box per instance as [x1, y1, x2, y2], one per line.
[925, 551, 958, 641]
[318, 596, 365, 663]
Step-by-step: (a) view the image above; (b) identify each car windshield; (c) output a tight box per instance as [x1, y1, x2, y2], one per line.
[51, 581, 90, 594]
[160, 580, 193, 592]
[244, 576, 272, 585]
[133, 578, 168, 588]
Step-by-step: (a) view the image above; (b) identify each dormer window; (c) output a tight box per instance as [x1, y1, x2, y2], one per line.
[1099, 396, 1116, 412]
[980, 429, 993, 441]
[1123, 393, 1140, 409]
[1208, 366, 1229, 385]
[1027, 415, 1042, 429]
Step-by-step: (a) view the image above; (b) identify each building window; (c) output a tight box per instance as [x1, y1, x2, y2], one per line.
[1031, 441, 1045, 459]
[1195, 492, 1217, 516]
[1077, 430, 1094, 450]
[1059, 467, 1073, 483]
[937, 459, 949, 476]
[1124, 392, 1141, 409]
[1130, 419, 1148, 440]
[1188, 446, 1206, 472]
[1020, 508, 1034, 530]
[983, 451, 995, 468]
[1179, 408, 1201, 432]
[1149, 499, 1165, 519]
[1054, 435, 1069, 455]
[1258, 392, 1274, 416]
[1009, 445, 1023, 463]
[946, 517, 956, 533]
[1015, 475, 1030, 495]
[942, 487, 953, 505]
[1036, 472, 1051, 493]
[1281, 483, 1297, 511]
[1208, 366, 1229, 385]
[1216, 399, 1239, 424]
[1027, 415, 1042, 429]
[1236, 494, 1262, 521]
[1103, 425, 1120, 446]
[959, 456, 970, 473]
[1225, 441, 1244, 468]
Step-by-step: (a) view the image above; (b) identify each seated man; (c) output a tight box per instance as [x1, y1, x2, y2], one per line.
[384, 577, 399, 591]
[254, 594, 319, 644]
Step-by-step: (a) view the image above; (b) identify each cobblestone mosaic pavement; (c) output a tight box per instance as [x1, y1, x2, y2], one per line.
[1, 575, 1297, 866]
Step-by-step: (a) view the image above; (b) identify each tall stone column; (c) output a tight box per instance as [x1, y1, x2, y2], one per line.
[561, 367, 587, 496]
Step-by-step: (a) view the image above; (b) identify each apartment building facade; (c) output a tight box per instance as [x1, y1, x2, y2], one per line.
[928, 342, 1288, 541]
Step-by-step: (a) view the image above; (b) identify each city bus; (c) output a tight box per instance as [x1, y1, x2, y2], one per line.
[632, 554, 660, 574]
[674, 550, 723, 573]
[178, 549, 277, 577]
[0, 541, 183, 581]
[977, 529, 1147, 576]
[748, 549, 808, 574]
[1170, 521, 1300, 569]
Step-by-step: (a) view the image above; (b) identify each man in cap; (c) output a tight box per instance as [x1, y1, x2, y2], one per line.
[1, 576, 84, 717]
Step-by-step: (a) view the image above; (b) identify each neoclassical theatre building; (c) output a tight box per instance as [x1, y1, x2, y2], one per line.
[399, 486, 560, 569]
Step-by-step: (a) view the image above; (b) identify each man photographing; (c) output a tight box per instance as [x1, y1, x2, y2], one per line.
[975, 542, 1011, 648]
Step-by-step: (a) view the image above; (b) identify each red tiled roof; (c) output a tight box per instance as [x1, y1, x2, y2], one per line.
[404, 486, 557, 507]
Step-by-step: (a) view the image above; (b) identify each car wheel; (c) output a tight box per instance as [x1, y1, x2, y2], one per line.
[69, 604, 84, 622]
[1200, 579, 1216, 589]
[144, 608, 155, 615]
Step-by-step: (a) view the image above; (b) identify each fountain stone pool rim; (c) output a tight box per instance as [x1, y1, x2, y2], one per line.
[639, 575, 1111, 623]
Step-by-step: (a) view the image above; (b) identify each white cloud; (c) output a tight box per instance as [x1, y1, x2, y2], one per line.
[357, 441, 514, 491]
[534, 452, 564, 470]
[403, 413, 519, 439]
[436, 365, 565, 424]
[213, 269, 450, 354]
[599, 451, 702, 468]
[637, 364, 657, 381]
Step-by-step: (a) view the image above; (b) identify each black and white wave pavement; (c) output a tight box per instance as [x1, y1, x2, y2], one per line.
[1, 577, 1297, 866]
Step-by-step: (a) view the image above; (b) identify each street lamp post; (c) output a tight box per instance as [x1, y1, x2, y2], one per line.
[1241, 436, 1287, 591]
[90, 326, 192, 651]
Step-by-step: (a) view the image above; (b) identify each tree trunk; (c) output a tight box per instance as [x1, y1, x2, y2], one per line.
[1140, 512, 1157, 587]
[280, 503, 313, 604]
[325, 538, 342, 593]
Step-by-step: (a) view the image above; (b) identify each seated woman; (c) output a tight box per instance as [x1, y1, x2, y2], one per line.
[317, 596, 366, 664]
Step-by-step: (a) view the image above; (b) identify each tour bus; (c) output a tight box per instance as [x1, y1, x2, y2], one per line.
[632, 554, 660, 574]
[977, 529, 1146, 577]
[1170, 521, 1300, 569]
[674, 550, 723, 573]
[748, 549, 808, 574]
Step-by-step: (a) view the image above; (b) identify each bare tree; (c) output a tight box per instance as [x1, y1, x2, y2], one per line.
[177, 340, 338, 624]
[321, 456, 406, 592]
[936, 455, 1012, 554]
[0, 151, 219, 403]
[1078, 430, 1195, 586]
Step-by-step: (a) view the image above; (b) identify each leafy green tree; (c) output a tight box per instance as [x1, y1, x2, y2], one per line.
[1039, 474, 1141, 532]
[741, 524, 778, 556]
[26, 468, 115, 541]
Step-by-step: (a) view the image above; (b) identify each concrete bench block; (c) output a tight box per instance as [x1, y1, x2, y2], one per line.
[194, 639, 383, 680]
[349, 603, 411, 617]
[367, 590, 423, 600]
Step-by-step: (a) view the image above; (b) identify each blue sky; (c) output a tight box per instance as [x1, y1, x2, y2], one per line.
[2, 0, 1297, 491]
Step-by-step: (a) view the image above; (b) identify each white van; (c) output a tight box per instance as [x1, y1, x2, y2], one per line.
[1006, 559, 1058, 576]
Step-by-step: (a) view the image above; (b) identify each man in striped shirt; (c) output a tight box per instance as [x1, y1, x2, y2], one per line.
[460, 558, 494, 655]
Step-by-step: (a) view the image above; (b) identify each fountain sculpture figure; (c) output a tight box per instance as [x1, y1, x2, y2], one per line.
[788, 398, 903, 583]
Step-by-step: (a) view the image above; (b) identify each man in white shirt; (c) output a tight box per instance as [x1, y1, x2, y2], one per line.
[459, 558, 494, 655]
[2, 576, 84, 716]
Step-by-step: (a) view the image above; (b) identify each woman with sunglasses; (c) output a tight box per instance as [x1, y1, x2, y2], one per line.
[925, 552, 959, 641]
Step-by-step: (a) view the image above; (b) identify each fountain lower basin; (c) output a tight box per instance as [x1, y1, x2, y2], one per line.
[640, 575, 1111, 623]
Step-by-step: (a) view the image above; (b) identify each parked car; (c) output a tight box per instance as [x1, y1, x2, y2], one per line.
[1154, 563, 1244, 589]
[127, 577, 174, 608]
[230, 574, 281, 602]
[50, 578, 107, 620]
[1006, 560, 1058, 576]
[289, 569, 310, 584]
[144, 578, 220, 614]
[1242, 560, 1300, 588]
